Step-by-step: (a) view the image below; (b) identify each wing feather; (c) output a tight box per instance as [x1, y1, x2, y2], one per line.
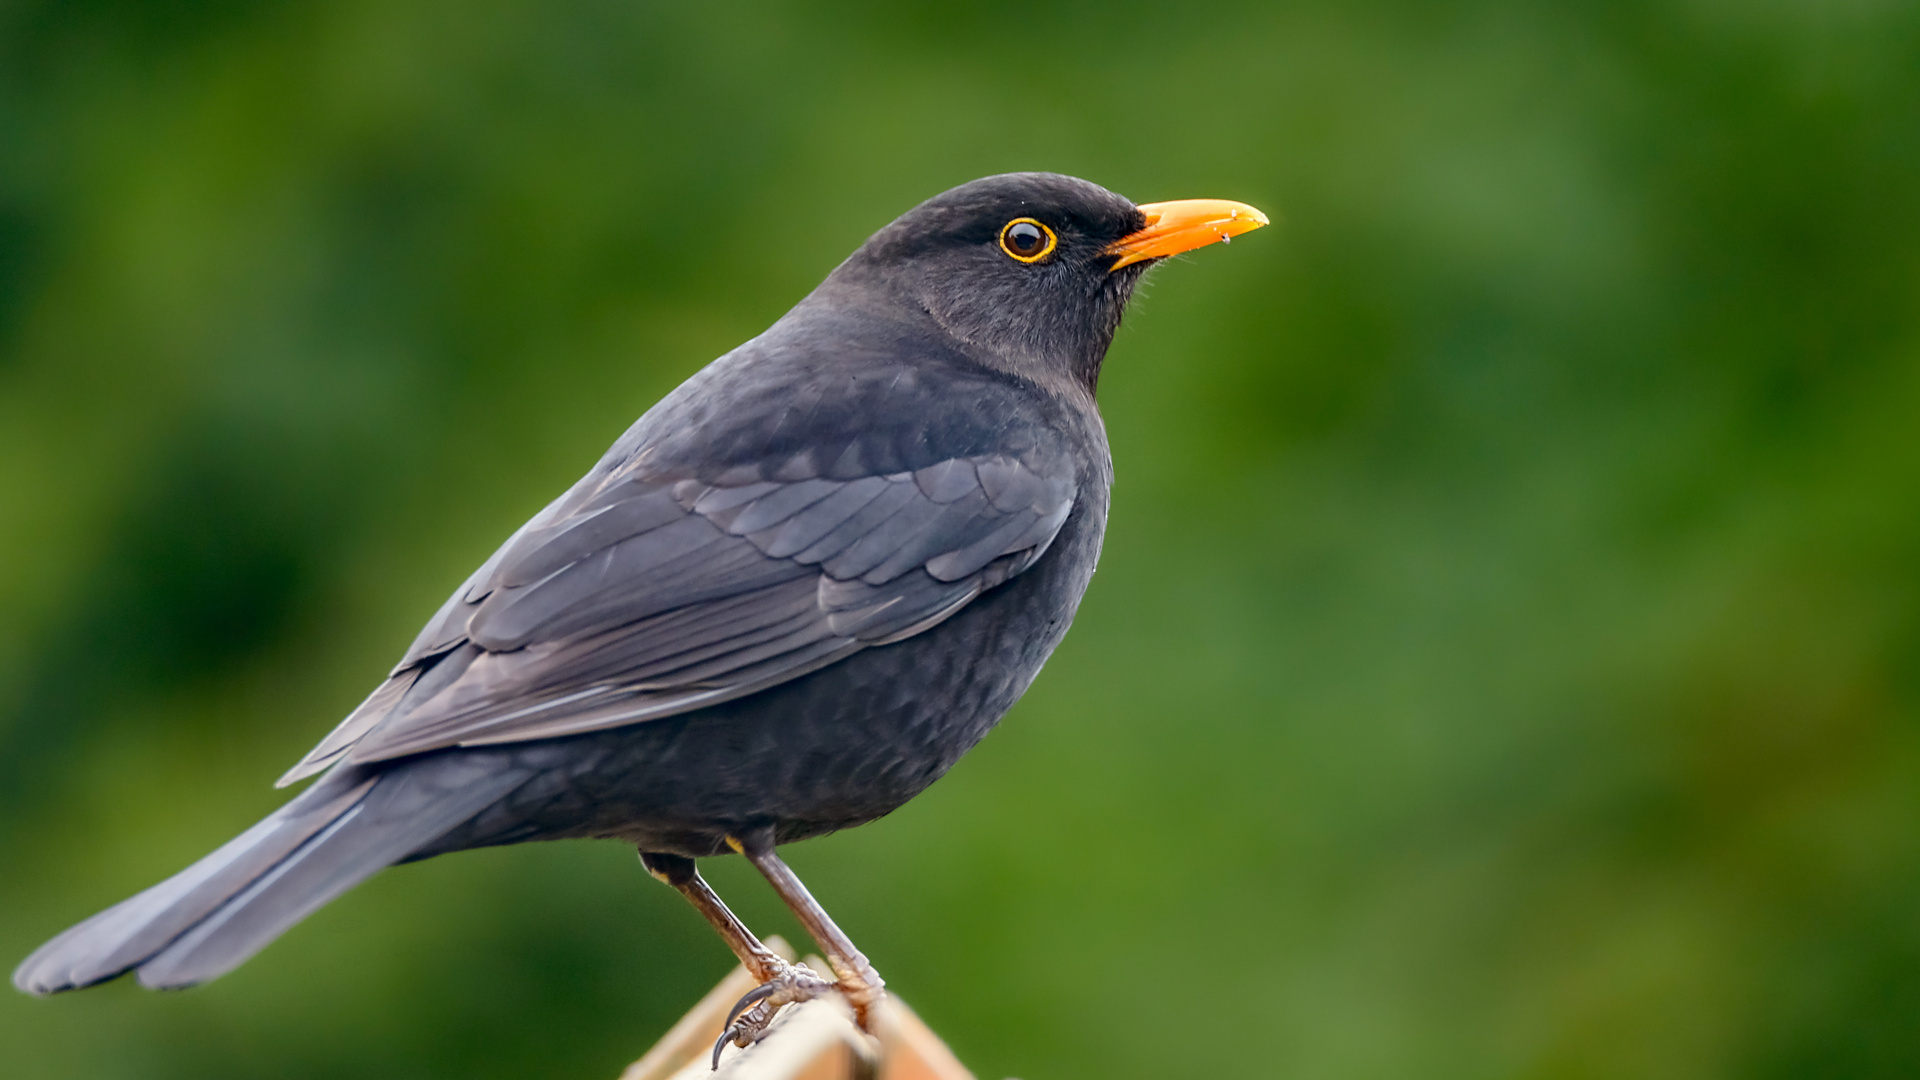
[819, 489, 955, 580]
[277, 446, 1077, 785]
[722, 479, 845, 535]
[790, 479, 923, 564]
[759, 478, 893, 557]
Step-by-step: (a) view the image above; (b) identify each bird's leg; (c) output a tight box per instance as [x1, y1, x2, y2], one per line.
[728, 832, 887, 1031]
[639, 850, 834, 1067]
[640, 851, 786, 980]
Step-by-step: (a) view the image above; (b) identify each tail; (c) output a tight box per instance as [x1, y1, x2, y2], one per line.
[14, 752, 525, 995]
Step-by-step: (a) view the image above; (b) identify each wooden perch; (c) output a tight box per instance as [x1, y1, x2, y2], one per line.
[620, 938, 977, 1080]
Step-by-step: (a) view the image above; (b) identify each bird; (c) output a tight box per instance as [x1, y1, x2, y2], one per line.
[13, 172, 1266, 1059]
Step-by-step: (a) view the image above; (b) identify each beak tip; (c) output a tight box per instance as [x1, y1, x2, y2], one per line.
[1107, 198, 1271, 271]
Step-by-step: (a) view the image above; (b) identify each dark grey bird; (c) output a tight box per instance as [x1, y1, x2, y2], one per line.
[13, 172, 1266, 1056]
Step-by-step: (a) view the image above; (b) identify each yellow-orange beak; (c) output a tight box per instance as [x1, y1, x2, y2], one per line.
[1105, 198, 1270, 270]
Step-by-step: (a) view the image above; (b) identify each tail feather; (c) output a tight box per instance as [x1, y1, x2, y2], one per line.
[14, 753, 524, 995]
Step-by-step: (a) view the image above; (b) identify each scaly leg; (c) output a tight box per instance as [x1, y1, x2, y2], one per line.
[639, 850, 834, 1068]
[728, 833, 887, 1030]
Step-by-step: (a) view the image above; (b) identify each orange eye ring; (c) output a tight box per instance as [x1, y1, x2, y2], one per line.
[998, 218, 1058, 263]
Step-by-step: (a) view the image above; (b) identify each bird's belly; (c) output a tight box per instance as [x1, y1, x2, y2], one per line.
[424, 497, 1104, 859]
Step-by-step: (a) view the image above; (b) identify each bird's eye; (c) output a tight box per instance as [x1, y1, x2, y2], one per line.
[998, 218, 1057, 263]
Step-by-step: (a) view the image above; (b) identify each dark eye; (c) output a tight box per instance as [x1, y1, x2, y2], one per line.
[998, 218, 1057, 263]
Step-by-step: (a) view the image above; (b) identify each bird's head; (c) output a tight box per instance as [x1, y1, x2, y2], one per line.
[822, 172, 1266, 395]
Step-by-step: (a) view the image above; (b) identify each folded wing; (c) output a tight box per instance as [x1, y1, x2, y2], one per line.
[277, 447, 1075, 785]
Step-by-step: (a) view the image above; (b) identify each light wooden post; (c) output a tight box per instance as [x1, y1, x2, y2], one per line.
[620, 939, 978, 1080]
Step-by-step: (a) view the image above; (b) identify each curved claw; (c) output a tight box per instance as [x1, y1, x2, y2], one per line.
[724, 979, 782, 1031]
[709, 962, 843, 1069]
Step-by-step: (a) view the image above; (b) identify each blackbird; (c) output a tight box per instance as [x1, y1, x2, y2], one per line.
[14, 172, 1265, 1056]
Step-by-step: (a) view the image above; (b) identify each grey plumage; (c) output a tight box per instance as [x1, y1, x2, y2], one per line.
[17, 756, 525, 992]
[15, 171, 1170, 998]
[300, 444, 1076, 769]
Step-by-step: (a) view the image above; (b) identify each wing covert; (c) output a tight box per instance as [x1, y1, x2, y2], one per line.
[277, 445, 1075, 786]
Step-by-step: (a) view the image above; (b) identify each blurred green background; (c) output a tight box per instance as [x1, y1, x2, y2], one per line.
[4, 1, 1919, 1077]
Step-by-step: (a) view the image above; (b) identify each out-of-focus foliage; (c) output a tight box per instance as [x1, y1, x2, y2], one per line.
[4, 0, 1919, 1076]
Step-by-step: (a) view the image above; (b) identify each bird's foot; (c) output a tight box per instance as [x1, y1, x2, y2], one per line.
[823, 953, 886, 1031]
[710, 960, 837, 1068]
